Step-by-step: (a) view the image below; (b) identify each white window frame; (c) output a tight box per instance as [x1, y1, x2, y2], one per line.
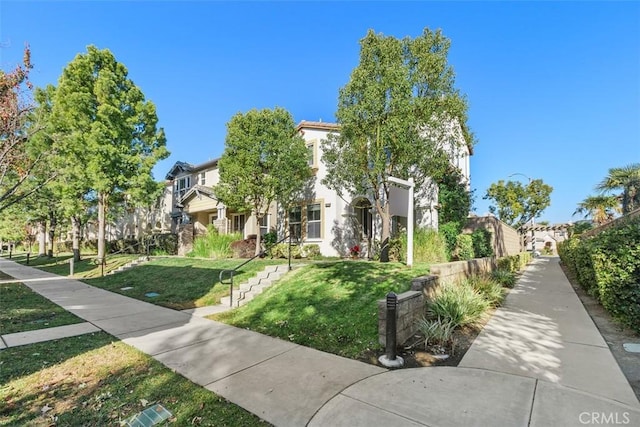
[175, 176, 191, 198]
[306, 203, 321, 239]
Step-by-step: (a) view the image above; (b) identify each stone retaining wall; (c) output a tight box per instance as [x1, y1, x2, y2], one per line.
[377, 290, 424, 346]
[378, 257, 497, 347]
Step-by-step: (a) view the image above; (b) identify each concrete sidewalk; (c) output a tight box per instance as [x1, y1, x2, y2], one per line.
[1, 257, 639, 426]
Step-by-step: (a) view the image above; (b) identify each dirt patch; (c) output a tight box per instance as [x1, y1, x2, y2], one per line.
[359, 308, 496, 369]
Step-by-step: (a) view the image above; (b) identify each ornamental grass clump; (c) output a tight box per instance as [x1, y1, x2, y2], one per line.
[416, 316, 456, 349]
[427, 281, 490, 328]
[466, 275, 506, 306]
[491, 269, 517, 288]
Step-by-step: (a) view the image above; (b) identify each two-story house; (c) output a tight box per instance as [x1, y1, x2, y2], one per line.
[159, 119, 471, 257]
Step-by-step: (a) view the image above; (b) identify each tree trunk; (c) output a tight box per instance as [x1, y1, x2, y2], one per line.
[37, 221, 46, 256]
[376, 200, 391, 263]
[254, 215, 262, 257]
[47, 213, 57, 258]
[71, 215, 81, 262]
[97, 192, 107, 264]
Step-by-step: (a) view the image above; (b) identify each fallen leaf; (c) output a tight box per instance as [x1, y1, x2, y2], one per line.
[41, 404, 52, 414]
[140, 398, 149, 407]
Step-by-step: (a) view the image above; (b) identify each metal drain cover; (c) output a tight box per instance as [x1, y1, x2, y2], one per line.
[623, 343, 640, 353]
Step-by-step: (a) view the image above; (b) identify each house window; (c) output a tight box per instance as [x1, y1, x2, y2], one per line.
[209, 212, 218, 225]
[175, 176, 191, 198]
[259, 215, 269, 236]
[231, 214, 246, 235]
[199, 172, 206, 186]
[289, 207, 302, 239]
[307, 143, 315, 167]
[306, 203, 321, 239]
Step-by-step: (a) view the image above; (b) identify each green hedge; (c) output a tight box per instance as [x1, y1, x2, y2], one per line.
[558, 216, 640, 333]
[496, 252, 532, 273]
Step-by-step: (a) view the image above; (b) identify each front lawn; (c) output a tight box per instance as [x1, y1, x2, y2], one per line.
[0, 282, 84, 334]
[83, 257, 292, 310]
[0, 333, 269, 426]
[10, 253, 141, 278]
[211, 260, 430, 359]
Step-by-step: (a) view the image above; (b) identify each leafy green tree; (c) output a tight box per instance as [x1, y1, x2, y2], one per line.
[483, 179, 553, 228]
[321, 28, 474, 261]
[0, 46, 55, 212]
[51, 46, 168, 263]
[437, 165, 473, 225]
[215, 107, 311, 256]
[573, 195, 621, 226]
[595, 163, 640, 214]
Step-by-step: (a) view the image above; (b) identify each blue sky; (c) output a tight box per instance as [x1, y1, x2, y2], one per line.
[1, 1, 638, 224]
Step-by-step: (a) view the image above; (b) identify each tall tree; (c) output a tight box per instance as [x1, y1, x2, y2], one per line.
[483, 179, 553, 228]
[573, 195, 621, 226]
[321, 28, 474, 261]
[595, 163, 640, 214]
[436, 165, 473, 225]
[51, 46, 168, 263]
[215, 107, 311, 256]
[0, 46, 54, 212]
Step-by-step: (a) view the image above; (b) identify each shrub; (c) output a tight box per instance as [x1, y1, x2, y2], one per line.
[466, 275, 505, 306]
[560, 217, 640, 332]
[454, 234, 474, 261]
[492, 269, 517, 288]
[416, 317, 456, 349]
[471, 228, 493, 258]
[439, 221, 461, 260]
[263, 231, 278, 250]
[497, 252, 532, 273]
[229, 236, 256, 258]
[398, 228, 448, 264]
[190, 228, 242, 258]
[427, 281, 489, 328]
[269, 243, 320, 259]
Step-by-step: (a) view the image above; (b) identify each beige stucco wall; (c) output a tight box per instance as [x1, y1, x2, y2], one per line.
[464, 215, 521, 257]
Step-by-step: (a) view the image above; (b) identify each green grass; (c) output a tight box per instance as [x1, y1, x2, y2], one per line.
[10, 253, 141, 279]
[0, 333, 270, 426]
[83, 257, 292, 310]
[211, 260, 431, 359]
[0, 277, 269, 426]
[0, 282, 84, 334]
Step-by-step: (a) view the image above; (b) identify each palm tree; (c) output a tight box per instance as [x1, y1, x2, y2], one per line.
[596, 163, 640, 214]
[573, 195, 621, 226]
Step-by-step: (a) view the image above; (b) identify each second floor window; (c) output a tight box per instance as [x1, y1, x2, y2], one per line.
[175, 176, 191, 198]
[199, 172, 206, 186]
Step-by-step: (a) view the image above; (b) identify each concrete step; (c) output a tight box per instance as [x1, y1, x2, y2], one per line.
[218, 264, 299, 308]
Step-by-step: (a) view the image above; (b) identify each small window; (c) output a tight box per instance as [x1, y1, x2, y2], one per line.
[306, 203, 321, 239]
[231, 214, 246, 234]
[289, 207, 302, 239]
[307, 143, 315, 167]
[259, 215, 269, 236]
[199, 172, 206, 186]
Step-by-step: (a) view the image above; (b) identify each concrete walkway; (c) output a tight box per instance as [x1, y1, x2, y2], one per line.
[1, 257, 639, 426]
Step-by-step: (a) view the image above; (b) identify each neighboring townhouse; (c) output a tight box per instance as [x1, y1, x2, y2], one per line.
[159, 119, 471, 258]
[161, 158, 276, 249]
[521, 223, 570, 254]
